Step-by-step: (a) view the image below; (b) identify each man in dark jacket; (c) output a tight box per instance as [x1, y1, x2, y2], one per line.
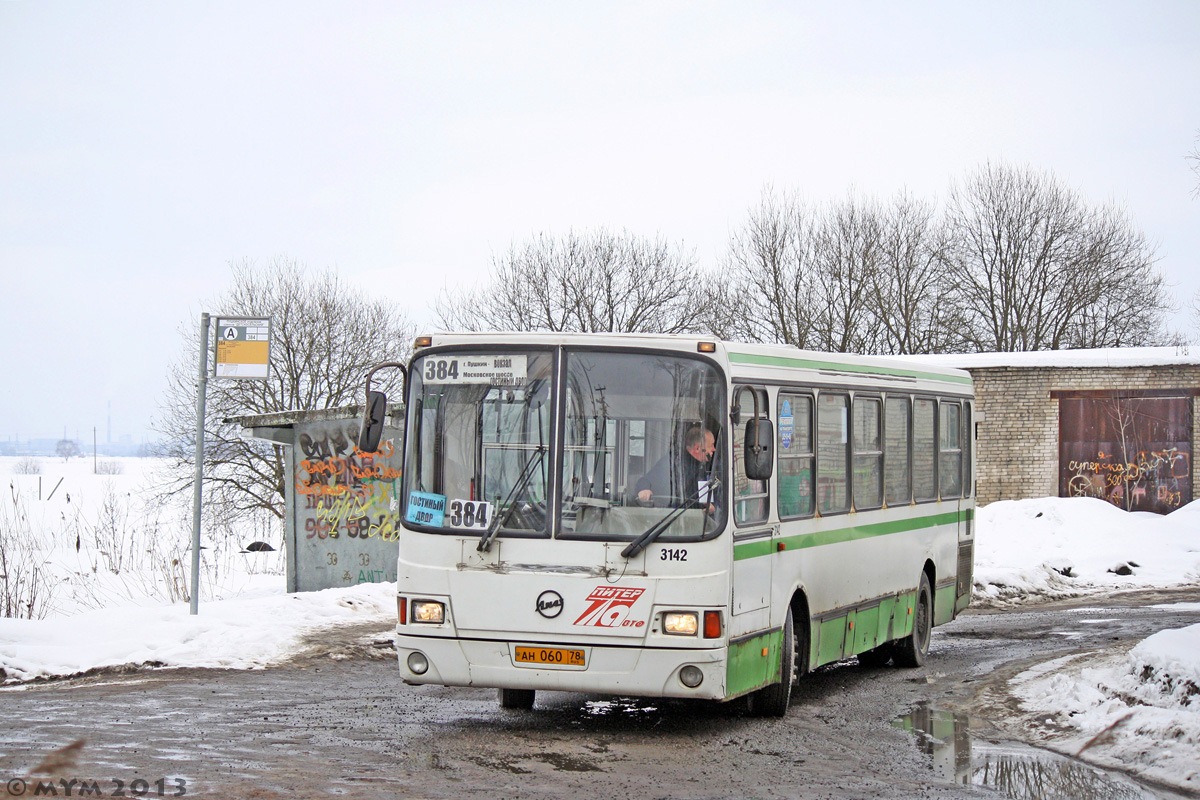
[634, 424, 717, 510]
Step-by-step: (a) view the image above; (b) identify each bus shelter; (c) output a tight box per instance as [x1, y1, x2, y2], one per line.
[231, 405, 403, 592]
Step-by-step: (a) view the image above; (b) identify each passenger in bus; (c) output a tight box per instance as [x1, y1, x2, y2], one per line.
[635, 424, 719, 512]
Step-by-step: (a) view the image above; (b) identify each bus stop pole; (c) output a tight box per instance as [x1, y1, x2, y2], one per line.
[190, 312, 210, 615]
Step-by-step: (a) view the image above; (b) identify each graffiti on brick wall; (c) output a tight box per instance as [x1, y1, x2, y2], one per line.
[296, 426, 402, 543]
[1066, 447, 1191, 511]
[1058, 394, 1193, 515]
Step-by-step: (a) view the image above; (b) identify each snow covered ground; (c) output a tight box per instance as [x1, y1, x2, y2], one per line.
[1010, 615, 1200, 794]
[2, 457, 1198, 790]
[977, 497, 1200, 794]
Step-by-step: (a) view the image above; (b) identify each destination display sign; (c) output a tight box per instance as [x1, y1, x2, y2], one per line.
[421, 354, 527, 386]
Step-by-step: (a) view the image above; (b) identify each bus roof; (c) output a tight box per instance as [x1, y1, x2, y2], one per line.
[417, 332, 973, 389]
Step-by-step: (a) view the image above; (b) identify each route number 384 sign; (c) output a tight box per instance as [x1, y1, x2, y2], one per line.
[422, 354, 527, 386]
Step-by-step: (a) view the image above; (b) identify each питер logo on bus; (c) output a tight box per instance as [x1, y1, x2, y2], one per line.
[573, 587, 646, 628]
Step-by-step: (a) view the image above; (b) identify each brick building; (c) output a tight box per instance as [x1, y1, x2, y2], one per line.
[904, 348, 1200, 513]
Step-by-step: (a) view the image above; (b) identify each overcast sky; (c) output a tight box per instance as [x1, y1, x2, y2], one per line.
[3, 2, 1198, 445]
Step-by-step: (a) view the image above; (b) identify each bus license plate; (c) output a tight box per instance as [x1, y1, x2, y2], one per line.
[514, 646, 586, 667]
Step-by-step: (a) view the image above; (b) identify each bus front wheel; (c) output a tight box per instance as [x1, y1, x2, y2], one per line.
[747, 606, 795, 717]
[894, 573, 932, 668]
[498, 688, 536, 710]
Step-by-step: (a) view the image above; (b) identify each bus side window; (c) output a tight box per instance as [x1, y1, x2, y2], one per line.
[733, 386, 770, 525]
[884, 395, 912, 505]
[913, 398, 937, 502]
[852, 395, 883, 510]
[816, 393, 850, 515]
[939, 401, 963, 498]
[778, 392, 814, 518]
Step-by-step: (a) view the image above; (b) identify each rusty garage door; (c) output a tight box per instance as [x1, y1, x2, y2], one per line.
[1058, 391, 1193, 514]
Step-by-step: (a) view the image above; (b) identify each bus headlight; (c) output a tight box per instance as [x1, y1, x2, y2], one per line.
[407, 651, 430, 675]
[412, 600, 445, 624]
[664, 611, 699, 636]
[679, 665, 704, 688]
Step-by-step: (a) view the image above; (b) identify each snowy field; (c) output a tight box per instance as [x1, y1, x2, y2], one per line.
[2, 456, 1198, 790]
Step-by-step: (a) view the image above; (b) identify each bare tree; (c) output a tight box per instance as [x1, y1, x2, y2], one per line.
[718, 188, 965, 355]
[1189, 129, 1200, 199]
[811, 193, 886, 353]
[153, 258, 414, 521]
[943, 162, 1170, 351]
[712, 187, 822, 346]
[55, 439, 81, 460]
[1190, 289, 1200, 344]
[434, 229, 714, 335]
[868, 192, 966, 354]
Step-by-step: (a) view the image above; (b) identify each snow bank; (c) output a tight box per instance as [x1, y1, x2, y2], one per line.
[974, 497, 1200, 604]
[1012, 617, 1200, 793]
[0, 581, 395, 683]
[1130, 623, 1200, 710]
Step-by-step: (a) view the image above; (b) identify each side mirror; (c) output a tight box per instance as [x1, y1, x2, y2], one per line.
[357, 360, 407, 454]
[358, 390, 388, 453]
[744, 418, 774, 481]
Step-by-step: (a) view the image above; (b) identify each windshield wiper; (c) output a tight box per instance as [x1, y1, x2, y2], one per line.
[477, 445, 546, 553]
[620, 478, 720, 559]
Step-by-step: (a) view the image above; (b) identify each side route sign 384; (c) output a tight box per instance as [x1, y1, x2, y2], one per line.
[215, 317, 271, 379]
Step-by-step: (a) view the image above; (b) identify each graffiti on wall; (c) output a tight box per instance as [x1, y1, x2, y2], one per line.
[296, 428, 401, 542]
[1066, 447, 1192, 511]
[292, 419, 403, 590]
[1058, 394, 1193, 515]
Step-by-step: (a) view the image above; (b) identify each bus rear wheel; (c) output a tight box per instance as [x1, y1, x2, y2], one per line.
[894, 573, 932, 668]
[498, 688, 536, 710]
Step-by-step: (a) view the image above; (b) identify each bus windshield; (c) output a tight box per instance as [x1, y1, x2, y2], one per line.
[401, 348, 726, 542]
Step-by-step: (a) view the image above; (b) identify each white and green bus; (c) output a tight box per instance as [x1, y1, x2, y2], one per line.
[358, 333, 975, 715]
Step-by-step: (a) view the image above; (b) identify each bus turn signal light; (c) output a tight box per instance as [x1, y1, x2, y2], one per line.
[703, 610, 722, 639]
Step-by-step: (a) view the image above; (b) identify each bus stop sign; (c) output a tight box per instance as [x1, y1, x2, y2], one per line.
[215, 317, 271, 379]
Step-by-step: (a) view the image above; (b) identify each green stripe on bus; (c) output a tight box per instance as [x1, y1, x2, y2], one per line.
[733, 509, 973, 561]
[727, 351, 973, 386]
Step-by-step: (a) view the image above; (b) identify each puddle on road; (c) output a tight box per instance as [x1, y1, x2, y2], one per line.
[894, 704, 1168, 800]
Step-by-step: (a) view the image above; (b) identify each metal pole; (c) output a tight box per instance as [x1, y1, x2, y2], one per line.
[190, 312, 210, 615]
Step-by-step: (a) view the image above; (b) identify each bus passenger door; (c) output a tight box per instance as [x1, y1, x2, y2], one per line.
[954, 402, 976, 615]
[731, 526, 773, 626]
[730, 385, 773, 634]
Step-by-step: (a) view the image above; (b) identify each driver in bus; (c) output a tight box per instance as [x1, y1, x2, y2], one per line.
[635, 424, 718, 512]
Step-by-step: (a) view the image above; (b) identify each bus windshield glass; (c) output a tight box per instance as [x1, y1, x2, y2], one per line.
[561, 350, 725, 540]
[404, 351, 554, 535]
[401, 348, 725, 541]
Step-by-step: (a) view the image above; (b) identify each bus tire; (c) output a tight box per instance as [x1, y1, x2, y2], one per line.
[747, 606, 795, 717]
[894, 572, 932, 668]
[498, 688, 535, 710]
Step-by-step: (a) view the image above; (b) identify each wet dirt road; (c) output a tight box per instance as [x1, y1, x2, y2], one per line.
[2, 590, 1198, 800]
